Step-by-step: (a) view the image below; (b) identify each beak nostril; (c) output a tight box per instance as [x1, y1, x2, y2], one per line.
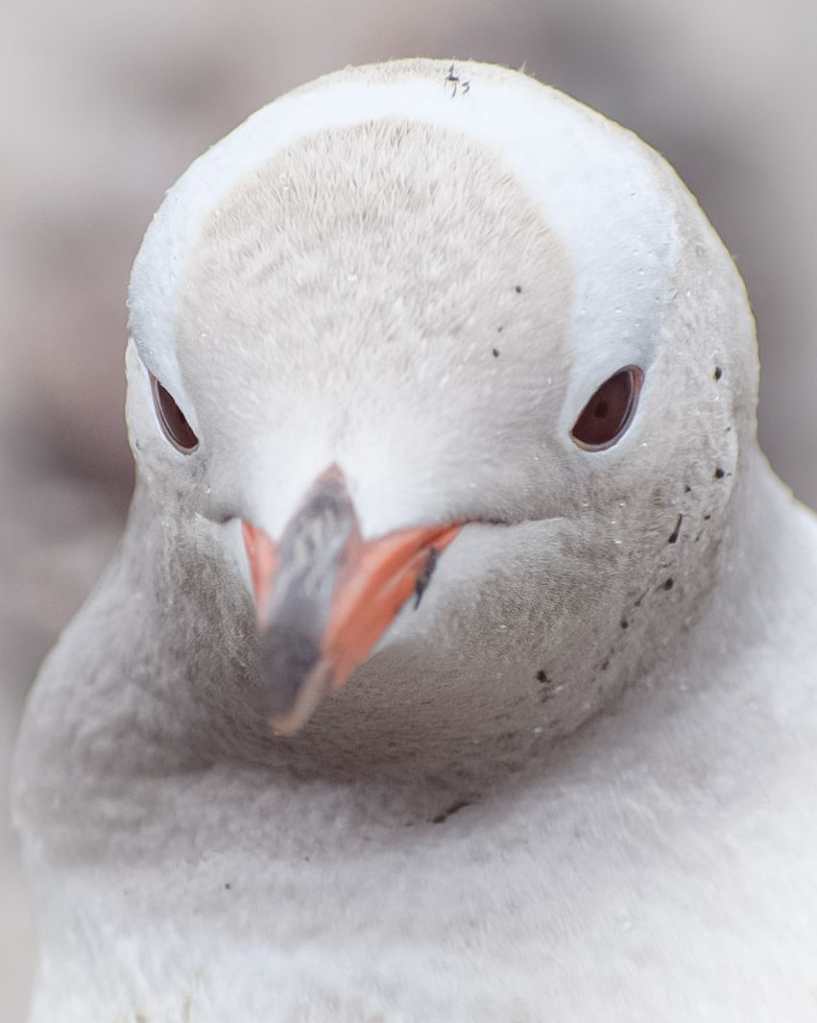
[414, 547, 440, 609]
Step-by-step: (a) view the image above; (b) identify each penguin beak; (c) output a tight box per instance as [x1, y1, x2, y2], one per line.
[241, 467, 462, 736]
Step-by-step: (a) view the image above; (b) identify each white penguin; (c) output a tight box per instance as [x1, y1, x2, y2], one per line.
[13, 59, 817, 1022]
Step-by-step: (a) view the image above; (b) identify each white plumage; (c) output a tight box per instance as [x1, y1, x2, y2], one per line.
[13, 59, 817, 1021]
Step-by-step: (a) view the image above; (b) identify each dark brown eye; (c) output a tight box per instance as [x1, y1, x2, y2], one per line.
[150, 373, 199, 453]
[571, 366, 643, 450]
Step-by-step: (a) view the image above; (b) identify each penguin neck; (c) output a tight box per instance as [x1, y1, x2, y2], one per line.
[14, 446, 815, 869]
[698, 445, 816, 659]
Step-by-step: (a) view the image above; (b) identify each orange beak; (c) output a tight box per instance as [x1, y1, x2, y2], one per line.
[242, 468, 462, 735]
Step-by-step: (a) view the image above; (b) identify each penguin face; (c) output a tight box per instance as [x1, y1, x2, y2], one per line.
[124, 62, 757, 755]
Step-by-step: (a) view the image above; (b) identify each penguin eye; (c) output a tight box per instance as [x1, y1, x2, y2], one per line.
[150, 373, 199, 453]
[571, 366, 643, 451]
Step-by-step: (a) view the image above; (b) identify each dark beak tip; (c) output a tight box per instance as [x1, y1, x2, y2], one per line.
[267, 659, 336, 736]
[259, 622, 322, 716]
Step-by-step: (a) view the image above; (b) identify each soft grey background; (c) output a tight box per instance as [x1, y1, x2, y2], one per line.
[1, 1, 815, 1018]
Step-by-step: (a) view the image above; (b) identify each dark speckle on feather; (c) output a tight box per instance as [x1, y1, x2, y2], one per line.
[431, 799, 471, 824]
[444, 64, 470, 98]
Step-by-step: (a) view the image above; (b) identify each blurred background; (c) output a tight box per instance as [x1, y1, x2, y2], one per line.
[1, 0, 815, 1017]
